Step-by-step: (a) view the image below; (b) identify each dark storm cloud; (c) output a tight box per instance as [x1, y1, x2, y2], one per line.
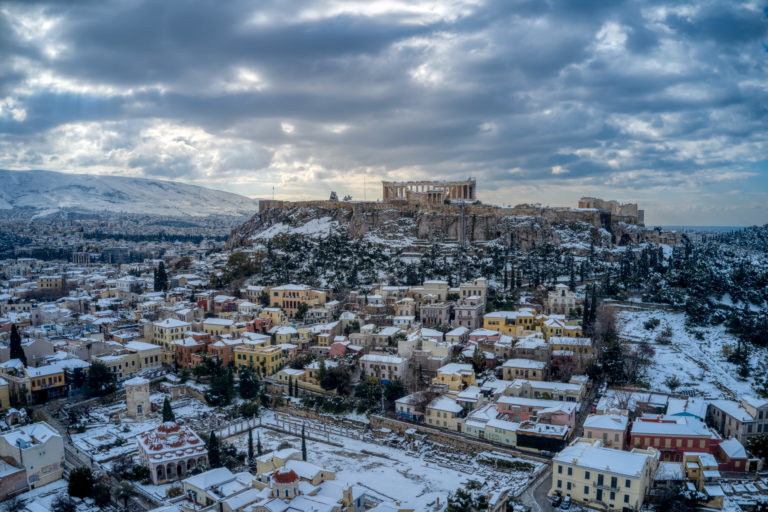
[0, 0, 767, 222]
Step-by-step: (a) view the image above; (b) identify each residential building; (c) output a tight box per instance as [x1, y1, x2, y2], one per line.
[501, 359, 547, 381]
[497, 396, 578, 427]
[432, 363, 476, 391]
[507, 379, 585, 403]
[549, 438, 659, 511]
[359, 354, 405, 383]
[420, 302, 452, 328]
[630, 415, 718, 462]
[546, 284, 577, 315]
[234, 338, 283, 377]
[453, 295, 484, 330]
[583, 413, 629, 449]
[269, 285, 327, 319]
[426, 396, 464, 432]
[0, 422, 64, 489]
[153, 318, 192, 363]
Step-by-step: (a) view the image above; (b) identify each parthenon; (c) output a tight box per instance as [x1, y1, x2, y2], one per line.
[382, 178, 476, 205]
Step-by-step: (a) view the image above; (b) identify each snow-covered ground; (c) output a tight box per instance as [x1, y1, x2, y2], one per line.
[230, 410, 542, 510]
[0, 169, 259, 217]
[618, 309, 766, 399]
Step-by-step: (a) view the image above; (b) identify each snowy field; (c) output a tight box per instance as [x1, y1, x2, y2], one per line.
[231, 410, 543, 511]
[618, 309, 766, 399]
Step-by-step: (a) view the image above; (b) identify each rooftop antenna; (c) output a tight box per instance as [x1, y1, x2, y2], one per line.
[272, 186, 275, 200]
[364, 175, 366, 201]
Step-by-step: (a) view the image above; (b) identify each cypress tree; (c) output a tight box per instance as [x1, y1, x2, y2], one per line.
[9, 324, 26, 366]
[301, 424, 307, 461]
[208, 431, 221, 468]
[288, 377, 293, 397]
[257, 432, 263, 456]
[162, 397, 175, 422]
[247, 429, 254, 461]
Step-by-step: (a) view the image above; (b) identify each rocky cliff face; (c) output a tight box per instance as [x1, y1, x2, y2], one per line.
[227, 202, 645, 252]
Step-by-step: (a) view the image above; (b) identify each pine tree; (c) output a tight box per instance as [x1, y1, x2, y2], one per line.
[154, 261, 168, 292]
[208, 431, 221, 467]
[582, 294, 591, 336]
[162, 397, 175, 422]
[247, 428, 254, 461]
[301, 424, 307, 461]
[9, 324, 26, 366]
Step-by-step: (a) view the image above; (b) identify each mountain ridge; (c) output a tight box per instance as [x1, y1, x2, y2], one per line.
[0, 169, 260, 217]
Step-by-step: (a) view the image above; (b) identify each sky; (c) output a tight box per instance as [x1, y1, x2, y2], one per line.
[0, 0, 767, 226]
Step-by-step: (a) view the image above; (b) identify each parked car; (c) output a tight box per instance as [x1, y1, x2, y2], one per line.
[560, 496, 571, 510]
[550, 496, 562, 507]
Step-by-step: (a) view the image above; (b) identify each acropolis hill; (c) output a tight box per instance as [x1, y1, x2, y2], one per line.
[228, 179, 675, 251]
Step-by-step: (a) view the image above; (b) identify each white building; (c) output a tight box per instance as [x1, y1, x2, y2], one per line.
[358, 354, 405, 383]
[0, 422, 64, 489]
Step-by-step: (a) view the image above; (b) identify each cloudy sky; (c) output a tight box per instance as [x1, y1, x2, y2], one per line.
[1, 0, 767, 225]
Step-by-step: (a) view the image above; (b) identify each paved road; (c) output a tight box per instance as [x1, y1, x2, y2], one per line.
[519, 467, 553, 512]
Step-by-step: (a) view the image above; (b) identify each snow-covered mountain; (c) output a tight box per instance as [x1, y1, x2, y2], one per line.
[0, 169, 259, 217]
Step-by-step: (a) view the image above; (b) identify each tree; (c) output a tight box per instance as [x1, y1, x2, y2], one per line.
[154, 261, 168, 292]
[257, 432, 263, 456]
[288, 376, 294, 397]
[83, 361, 118, 397]
[301, 424, 307, 461]
[114, 481, 137, 511]
[162, 397, 175, 422]
[68, 466, 94, 498]
[471, 345, 485, 372]
[208, 431, 222, 468]
[9, 324, 26, 366]
[0, 496, 24, 512]
[747, 434, 768, 465]
[51, 493, 76, 512]
[753, 357, 768, 398]
[93, 483, 112, 508]
[601, 340, 626, 384]
[248, 429, 254, 461]
[295, 302, 309, 320]
[384, 379, 407, 403]
[238, 367, 259, 400]
[665, 375, 682, 393]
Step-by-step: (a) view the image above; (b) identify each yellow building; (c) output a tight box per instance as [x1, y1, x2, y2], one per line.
[26, 365, 66, 403]
[483, 309, 539, 336]
[548, 337, 594, 358]
[37, 275, 62, 290]
[202, 318, 237, 337]
[259, 307, 286, 325]
[432, 363, 476, 391]
[0, 379, 9, 412]
[234, 340, 283, 377]
[153, 318, 192, 363]
[550, 438, 659, 511]
[395, 298, 416, 317]
[269, 285, 326, 319]
[426, 395, 464, 432]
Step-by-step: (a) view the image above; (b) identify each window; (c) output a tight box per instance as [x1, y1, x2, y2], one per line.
[557, 480, 562, 488]
[566, 482, 572, 491]
[567, 467, 573, 476]
[610, 476, 617, 489]
[584, 486, 589, 494]
[585, 471, 590, 480]
[625, 479, 630, 488]
[558, 465, 563, 474]
[610, 491, 615, 501]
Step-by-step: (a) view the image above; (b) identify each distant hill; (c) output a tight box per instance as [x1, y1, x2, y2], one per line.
[0, 169, 259, 217]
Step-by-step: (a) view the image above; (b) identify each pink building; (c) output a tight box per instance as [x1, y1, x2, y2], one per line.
[496, 396, 578, 427]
